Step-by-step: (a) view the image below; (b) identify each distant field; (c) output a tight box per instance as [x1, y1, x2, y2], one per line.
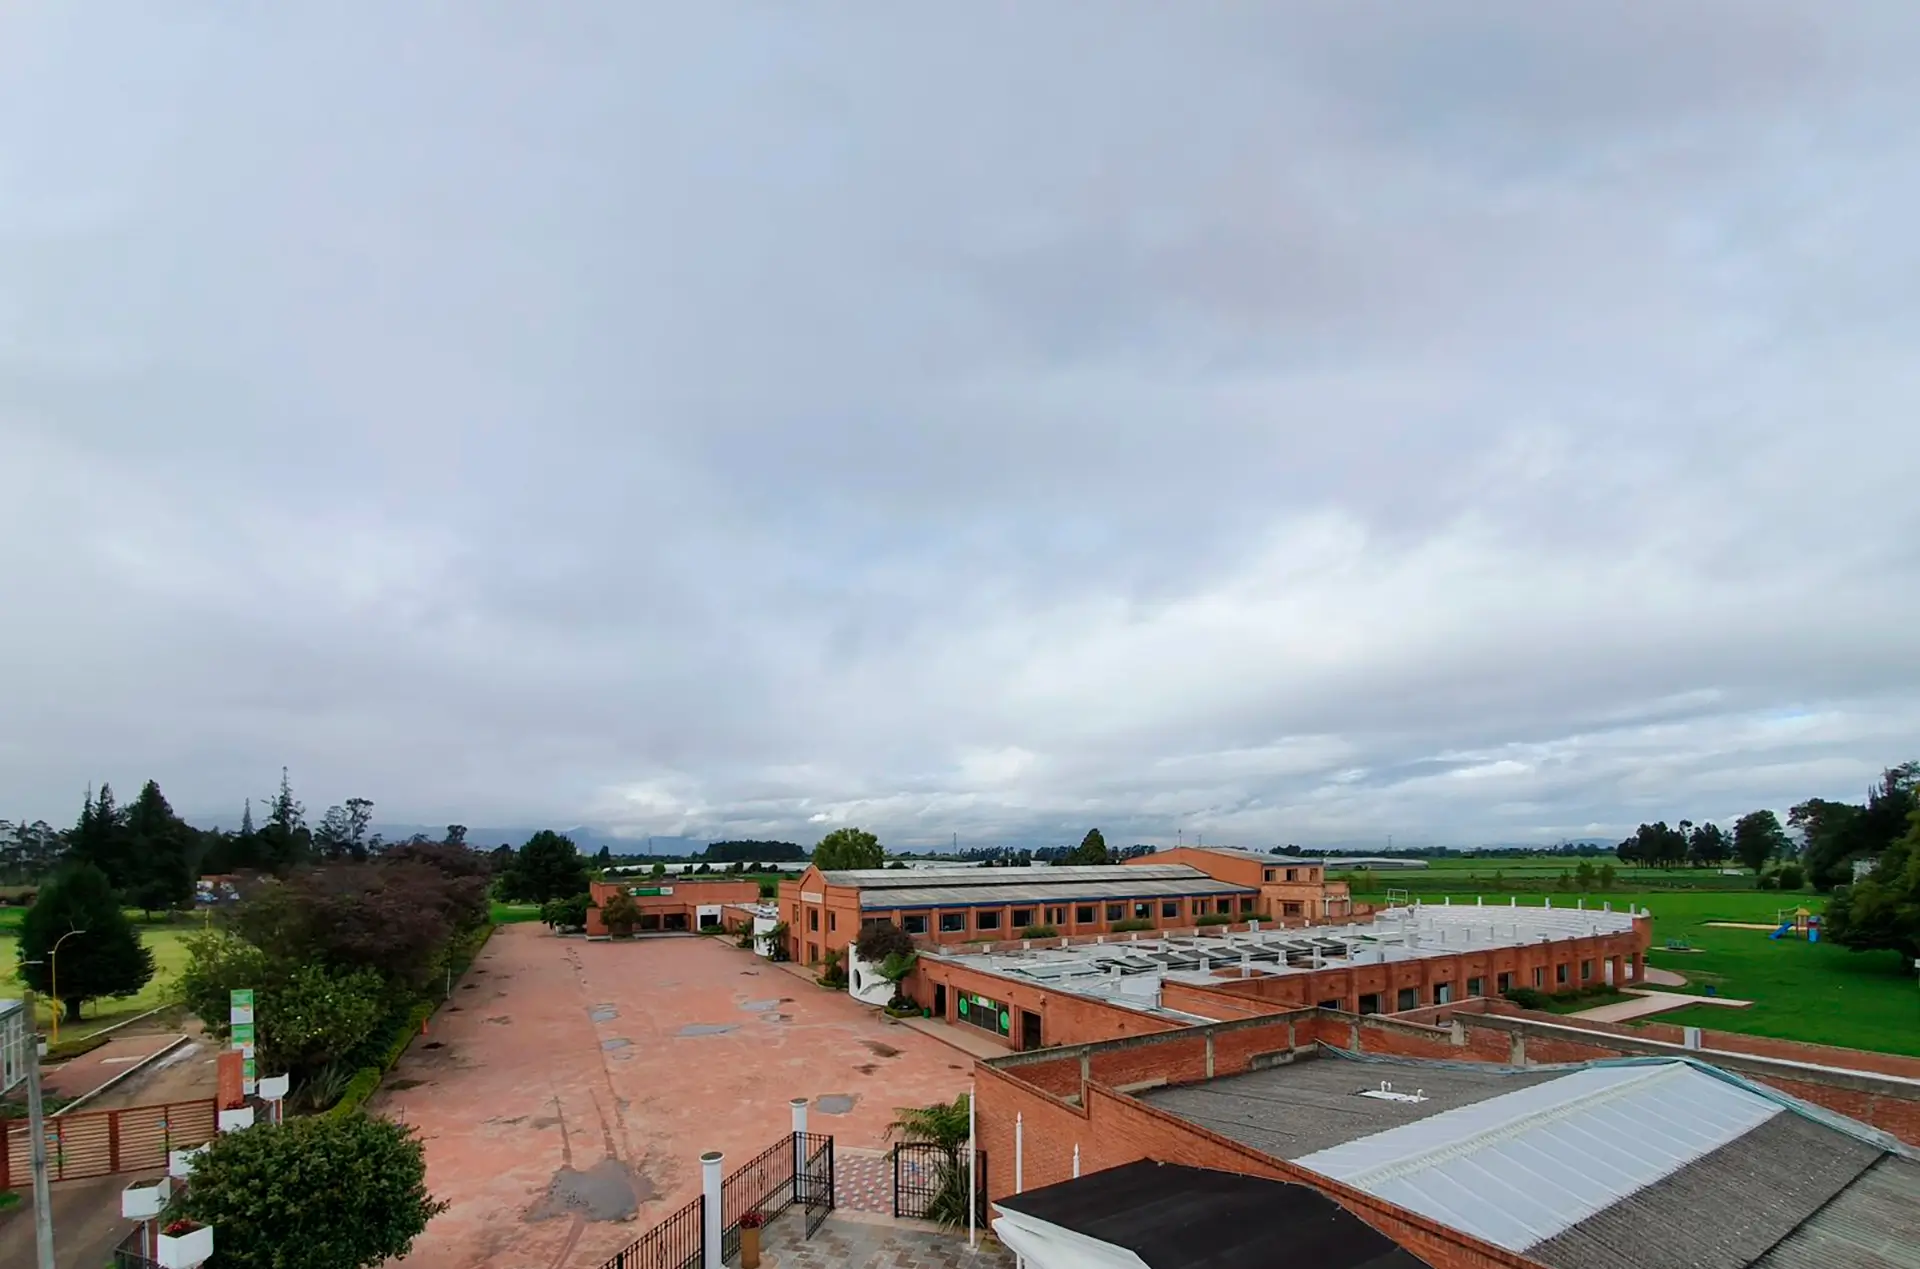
[1339, 859, 1764, 894]
[490, 902, 542, 924]
[0, 915, 197, 1039]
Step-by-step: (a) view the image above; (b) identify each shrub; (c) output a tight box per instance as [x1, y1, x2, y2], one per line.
[1776, 863, 1806, 890]
[326, 1067, 383, 1119]
[1110, 918, 1154, 932]
[1502, 986, 1552, 1011]
[816, 949, 848, 989]
[600, 891, 639, 936]
[854, 920, 916, 963]
[1018, 925, 1057, 939]
[1195, 913, 1234, 926]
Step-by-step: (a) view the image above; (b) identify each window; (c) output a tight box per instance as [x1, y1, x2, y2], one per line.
[1397, 988, 1418, 1011]
[1216, 899, 1232, 915]
[1285, 868, 1298, 882]
[957, 991, 1010, 1037]
[1048, 907, 1066, 926]
[1106, 904, 1124, 922]
[976, 909, 1001, 931]
[1161, 900, 1179, 918]
[940, 912, 966, 933]
[1309, 869, 1321, 882]
[1435, 982, 1453, 1005]
[1358, 993, 1381, 1015]
[903, 914, 928, 935]
[1133, 902, 1151, 920]
[1497, 972, 1512, 993]
[1264, 868, 1278, 882]
[808, 943, 820, 965]
[1193, 899, 1209, 915]
[1011, 909, 1033, 928]
[828, 912, 836, 932]
[1533, 967, 1545, 988]
[860, 917, 882, 932]
[1240, 897, 1255, 913]
[1076, 905, 1095, 924]
[1556, 964, 1568, 985]
[1318, 999, 1342, 1011]
[1467, 977, 1484, 997]
[808, 909, 819, 932]
[1580, 959, 1593, 981]
[1282, 902, 1303, 917]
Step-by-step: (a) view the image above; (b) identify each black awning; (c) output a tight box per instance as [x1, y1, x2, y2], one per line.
[995, 1159, 1430, 1269]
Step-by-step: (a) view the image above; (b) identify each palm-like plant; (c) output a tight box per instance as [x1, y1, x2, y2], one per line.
[889, 1095, 974, 1227]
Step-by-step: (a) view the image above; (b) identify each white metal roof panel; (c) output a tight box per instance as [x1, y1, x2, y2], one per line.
[1293, 1062, 1781, 1252]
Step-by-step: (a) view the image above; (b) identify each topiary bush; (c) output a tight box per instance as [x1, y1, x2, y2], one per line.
[1018, 925, 1057, 939]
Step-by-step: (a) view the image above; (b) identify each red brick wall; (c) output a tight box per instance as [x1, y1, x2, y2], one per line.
[908, 958, 1186, 1050]
[585, 878, 761, 935]
[1158, 981, 1288, 1020]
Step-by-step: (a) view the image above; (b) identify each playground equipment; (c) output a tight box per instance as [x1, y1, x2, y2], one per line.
[1769, 907, 1820, 942]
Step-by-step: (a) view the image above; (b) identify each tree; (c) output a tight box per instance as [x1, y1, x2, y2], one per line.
[593, 846, 613, 868]
[17, 864, 156, 1020]
[1733, 810, 1790, 875]
[123, 780, 196, 915]
[1596, 862, 1617, 890]
[444, 824, 468, 849]
[854, 920, 916, 963]
[1687, 822, 1730, 869]
[1064, 829, 1110, 866]
[887, 1095, 972, 1227]
[812, 827, 884, 871]
[173, 1113, 448, 1269]
[540, 893, 590, 932]
[1825, 809, 1920, 959]
[503, 830, 590, 903]
[67, 783, 131, 886]
[599, 891, 639, 936]
[314, 799, 374, 862]
[259, 769, 313, 872]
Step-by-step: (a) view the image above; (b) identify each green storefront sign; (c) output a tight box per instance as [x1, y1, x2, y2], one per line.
[957, 992, 1010, 1036]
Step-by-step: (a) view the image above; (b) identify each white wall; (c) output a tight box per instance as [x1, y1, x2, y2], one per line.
[751, 913, 778, 958]
[846, 950, 894, 1006]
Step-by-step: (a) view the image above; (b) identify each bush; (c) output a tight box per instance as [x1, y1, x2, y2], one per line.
[816, 949, 848, 989]
[1776, 863, 1806, 890]
[1502, 986, 1552, 1011]
[1110, 918, 1154, 932]
[325, 1067, 383, 1119]
[600, 891, 639, 936]
[854, 920, 916, 963]
[1018, 925, 1057, 939]
[1195, 913, 1234, 926]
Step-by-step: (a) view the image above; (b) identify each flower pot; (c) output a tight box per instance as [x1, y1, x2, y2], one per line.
[170, 1146, 209, 1180]
[741, 1225, 761, 1269]
[156, 1223, 215, 1269]
[121, 1176, 172, 1220]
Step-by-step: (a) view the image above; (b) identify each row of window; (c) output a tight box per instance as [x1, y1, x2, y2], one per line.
[1261, 867, 1321, 883]
[881, 896, 1256, 936]
[1350, 960, 1609, 1012]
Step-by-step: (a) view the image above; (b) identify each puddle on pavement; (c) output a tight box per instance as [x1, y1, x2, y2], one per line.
[815, 1094, 858, 1115]
[678, 1024, 736, 1037]
[485, 1015, 512, 1025]
[601, 1037, 631, 1050]
[861, 1040, 901, 1058]
[589, 1005, 618, 1022]
[739, 1000, 781, 1013]
[524, 1157, 653, 1224]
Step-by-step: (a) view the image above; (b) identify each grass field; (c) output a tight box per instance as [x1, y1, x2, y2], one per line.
[490, 902, 542, 924]
[1339, 858, 1769, 894]
[0, 910, 197, 1040]
[1402, 889, 1918, 1056]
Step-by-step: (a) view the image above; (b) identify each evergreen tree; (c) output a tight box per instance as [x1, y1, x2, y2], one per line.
[68, 782, 132, 887]
[123, 779, 195, 915]
[258, 768, 312, 872]
[1064, 828, 1109, 866]
[18, 863, 157, 1021]
[503, 830, 590, 903]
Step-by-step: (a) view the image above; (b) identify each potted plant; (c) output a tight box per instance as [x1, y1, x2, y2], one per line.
[739, 1210, 765, 1268]
[156, 1217, 215, 1269]
[121, 1175, 171, 1220]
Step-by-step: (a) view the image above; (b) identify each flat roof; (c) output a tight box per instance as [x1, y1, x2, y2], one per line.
[820, 863, 1210, 889]
[1143, 1052, 1918, 1269]
[859, 874, 1251, 910]
[926, 900, 1639, 1021]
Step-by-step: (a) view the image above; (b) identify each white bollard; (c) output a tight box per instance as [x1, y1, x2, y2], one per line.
[1015, 1112, 1024, 1193]
[701, 1152, 723, 1269]
[791, 1098, 809, 1202]
[1072, 1143, 1081, 1177]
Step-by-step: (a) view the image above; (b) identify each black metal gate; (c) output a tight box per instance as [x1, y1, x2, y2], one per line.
[891, 1142, 988, 1225]
[801, 1131, 835, 1238]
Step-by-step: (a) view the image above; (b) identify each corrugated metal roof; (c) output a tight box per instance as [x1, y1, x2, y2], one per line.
[1751, 1156, 1920, 1269]
[1293, 1062, 1784, 1253]
[858, 874, 1251, 909]
[822, 864, 1205, 888]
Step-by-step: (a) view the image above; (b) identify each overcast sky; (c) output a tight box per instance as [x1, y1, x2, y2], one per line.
[4, 5, 1918, 849]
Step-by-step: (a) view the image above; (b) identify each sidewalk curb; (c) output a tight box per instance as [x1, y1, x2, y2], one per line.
[57, 1035, 195, 1116]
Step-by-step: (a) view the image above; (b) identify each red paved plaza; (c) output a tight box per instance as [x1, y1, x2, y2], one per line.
[379, 925, 974, 1269]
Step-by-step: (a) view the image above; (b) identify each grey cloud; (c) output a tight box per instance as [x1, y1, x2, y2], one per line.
[3, 5, 1918, 849]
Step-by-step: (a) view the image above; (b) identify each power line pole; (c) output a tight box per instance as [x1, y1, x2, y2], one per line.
[23, 989, 56, 1269]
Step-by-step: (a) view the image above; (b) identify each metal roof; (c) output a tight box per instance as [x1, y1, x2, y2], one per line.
[858, 874, 1250, 910]
[1752, 1156, 1920, 1269]
[821, 863, 1207, 889]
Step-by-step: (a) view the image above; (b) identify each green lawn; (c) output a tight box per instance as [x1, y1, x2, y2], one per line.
[1399, 889, 1919, 1057]
[0, 916, 198, 1040]
[1340, 859, 1766, 894]
[489, 901, 543, 924]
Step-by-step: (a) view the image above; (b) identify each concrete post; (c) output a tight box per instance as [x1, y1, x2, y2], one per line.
[701, 1152, 723, 1269]
[790, 1098, 809, 1203]
[1015, 1112, 1024, 1193]
[1072, 1144, 1080, 1177]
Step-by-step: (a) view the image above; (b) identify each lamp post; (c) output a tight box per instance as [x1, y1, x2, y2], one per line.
[48, 927, 87, 1045]
[19, 988, 57, 1269]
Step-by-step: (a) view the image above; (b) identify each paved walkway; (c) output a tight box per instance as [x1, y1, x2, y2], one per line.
[836, 1150, 894, 1215]
[36, 1032, 191, 1101]
[1571, 988, 1753, 1023]
[762, 1212, 1012, 1268]
[1642, 965, 1688, 987]
[894, 1016, 1006, 1062]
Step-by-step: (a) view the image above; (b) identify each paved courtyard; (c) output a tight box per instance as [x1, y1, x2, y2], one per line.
[378, 926, 975, 1269]
[762, 1213, 1014, 1269]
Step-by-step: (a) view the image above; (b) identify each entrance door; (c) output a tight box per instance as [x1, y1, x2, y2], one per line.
[934, 983, 948, 1021]
[1020, 1010, 1042, 1051]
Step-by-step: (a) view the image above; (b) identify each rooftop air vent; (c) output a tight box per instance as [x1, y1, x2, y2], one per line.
[1356, 1081, 1428, 1104]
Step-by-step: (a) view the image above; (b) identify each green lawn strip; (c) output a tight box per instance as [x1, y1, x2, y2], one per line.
[489, 901, 543, 924]
[0, 922, 196, 1040]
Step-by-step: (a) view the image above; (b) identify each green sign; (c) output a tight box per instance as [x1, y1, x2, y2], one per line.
[229, 989, 254, 1008]
[231, 1023, 255, 1045]
[628, 887, 668, 896]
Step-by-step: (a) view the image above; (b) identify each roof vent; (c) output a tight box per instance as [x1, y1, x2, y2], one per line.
[1356, 1081, 1429, 1104]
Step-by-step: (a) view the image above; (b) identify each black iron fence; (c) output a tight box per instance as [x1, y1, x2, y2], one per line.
[891, 1142, 988, 1226]
[600, 1193, 704, 1269]
[112, 1225, 163, 1269]
[598, 1131, 837, 1269]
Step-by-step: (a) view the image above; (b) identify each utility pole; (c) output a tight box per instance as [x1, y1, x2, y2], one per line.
[23, 988, 56, 1269]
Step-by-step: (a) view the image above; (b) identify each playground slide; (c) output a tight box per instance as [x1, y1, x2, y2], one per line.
[1769, 921, 1792, 940]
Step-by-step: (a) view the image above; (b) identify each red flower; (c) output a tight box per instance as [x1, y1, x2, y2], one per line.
[163, 1219, 201, 1237]
[739, 1211, 765, 1229]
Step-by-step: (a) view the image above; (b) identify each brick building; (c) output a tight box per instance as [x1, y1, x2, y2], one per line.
[776, 864, 1264, 966]
[973, 1010, 1920, 1269]
[905, 900, 1651, 1051]
[1133, 846, 1356, 918]
[584, 876, 762, 936]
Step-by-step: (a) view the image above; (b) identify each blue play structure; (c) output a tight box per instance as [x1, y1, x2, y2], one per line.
[1770, 908, 1820, 942]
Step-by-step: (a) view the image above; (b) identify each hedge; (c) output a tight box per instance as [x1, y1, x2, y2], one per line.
[326, 923, 494, 1118]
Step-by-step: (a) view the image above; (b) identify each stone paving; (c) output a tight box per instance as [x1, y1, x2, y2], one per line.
[761, 1213, 1014, 1269]
[836, 1150, 895, 1214]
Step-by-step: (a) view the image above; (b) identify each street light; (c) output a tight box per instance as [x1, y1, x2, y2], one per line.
[46, 927, 86, 1045]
